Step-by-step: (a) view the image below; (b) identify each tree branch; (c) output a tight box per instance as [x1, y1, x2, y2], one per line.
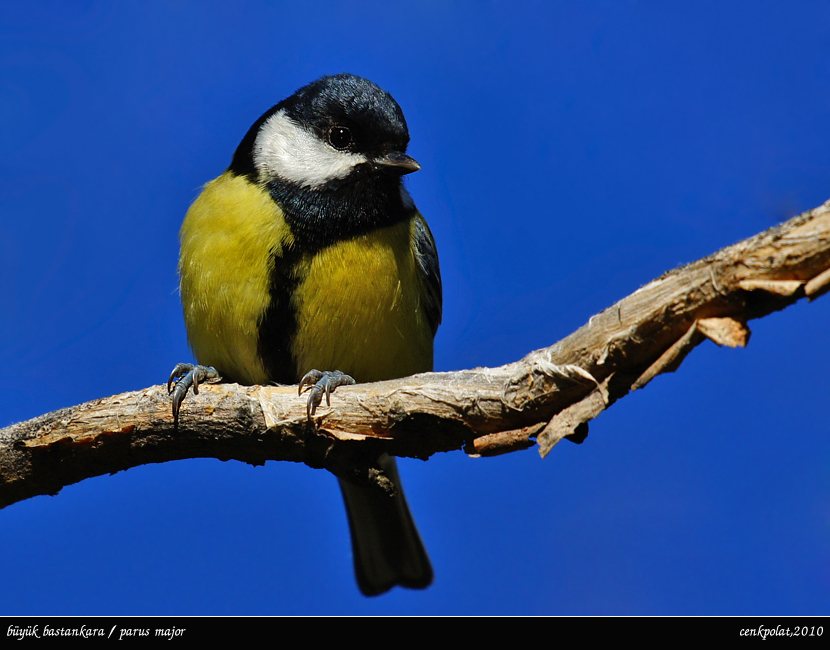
[2, 199, 829, 509]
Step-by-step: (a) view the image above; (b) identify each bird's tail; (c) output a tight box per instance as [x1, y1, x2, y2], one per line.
[338, 454, 432, 596]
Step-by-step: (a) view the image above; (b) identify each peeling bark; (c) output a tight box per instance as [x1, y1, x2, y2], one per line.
[2, 199, 829, 509]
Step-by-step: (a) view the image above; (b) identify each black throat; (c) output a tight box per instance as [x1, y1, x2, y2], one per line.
[267, 171, 413, 252]
[254, 171, 414, 385]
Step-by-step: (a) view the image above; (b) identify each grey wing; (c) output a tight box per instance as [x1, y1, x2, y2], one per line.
[413, 213, 442, 336]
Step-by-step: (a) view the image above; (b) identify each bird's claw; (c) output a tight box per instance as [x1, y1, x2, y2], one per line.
[299, 369, 356, 421]
[167, 363, 221, 425]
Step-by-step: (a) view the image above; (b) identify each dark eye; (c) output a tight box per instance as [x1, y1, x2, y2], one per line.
[327, 125, 352, 150]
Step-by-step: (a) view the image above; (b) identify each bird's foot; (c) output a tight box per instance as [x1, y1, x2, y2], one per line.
[167, 363, 221, 425]
[298, 369, 356, 421]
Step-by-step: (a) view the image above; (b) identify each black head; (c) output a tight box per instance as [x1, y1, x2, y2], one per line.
[228, 74, 420, 249]
[230, 73, 419, 188]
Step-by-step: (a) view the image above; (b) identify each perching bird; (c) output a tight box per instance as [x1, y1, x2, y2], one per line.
[168, 74, 441, 596]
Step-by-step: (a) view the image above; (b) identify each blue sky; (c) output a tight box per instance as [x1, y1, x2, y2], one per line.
[1, 1, 829, 615]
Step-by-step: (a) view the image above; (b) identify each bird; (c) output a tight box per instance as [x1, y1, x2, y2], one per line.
[167, 73, 441, 596]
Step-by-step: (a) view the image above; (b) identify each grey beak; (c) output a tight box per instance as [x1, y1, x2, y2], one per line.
[374, 151, 421, 174]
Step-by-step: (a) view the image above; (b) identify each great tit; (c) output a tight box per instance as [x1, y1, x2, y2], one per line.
[169, 73, 441, 596]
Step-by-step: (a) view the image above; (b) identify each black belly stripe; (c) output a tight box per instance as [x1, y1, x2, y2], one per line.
[257, 171, 414, 383]
[257, 240, 304, 384]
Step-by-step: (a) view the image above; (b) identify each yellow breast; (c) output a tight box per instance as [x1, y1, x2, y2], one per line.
[179, 172, 290, 385]
[178, 171, 433, 386]
[291, 218, 434, 382]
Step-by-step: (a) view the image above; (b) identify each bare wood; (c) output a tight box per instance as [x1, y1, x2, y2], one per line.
[2, 198, 829, 509]
[696, 317, 750, 348]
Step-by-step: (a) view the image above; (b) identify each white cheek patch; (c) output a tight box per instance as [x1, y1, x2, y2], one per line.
[253, 110, 367, 188]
